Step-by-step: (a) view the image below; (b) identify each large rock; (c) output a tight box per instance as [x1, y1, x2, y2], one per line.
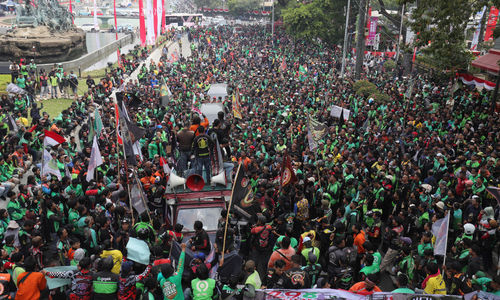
[0, 26, 86, 63]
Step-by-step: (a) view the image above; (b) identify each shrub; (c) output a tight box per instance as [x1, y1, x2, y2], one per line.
[384, 59, 396, 72]
[370, 92, 390, 103]
[353, 80, 375, 92]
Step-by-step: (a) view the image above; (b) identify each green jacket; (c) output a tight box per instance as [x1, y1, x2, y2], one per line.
[192, 278, 216, 300]
[7, 199, 24, 221]
[158, 251, 185, 300]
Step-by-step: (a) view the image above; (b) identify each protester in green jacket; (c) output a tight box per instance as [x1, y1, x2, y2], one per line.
[158, 243, 185, 300]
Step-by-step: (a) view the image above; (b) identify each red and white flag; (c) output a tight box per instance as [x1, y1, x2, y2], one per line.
[160, 157, 171, 176]
[44, 130, 66, 147]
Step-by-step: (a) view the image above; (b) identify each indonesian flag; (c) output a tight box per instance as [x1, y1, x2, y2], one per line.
[160, 157, 171, 176]
[44, 130, 66, 147]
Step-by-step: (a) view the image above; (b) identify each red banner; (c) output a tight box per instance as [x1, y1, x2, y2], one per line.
[139, 0, 146, 46]
[161, 0, 165, 33]
[153, 0, 158, 40]
[69, 0, 73, 24]
[484, 6, 499, 41]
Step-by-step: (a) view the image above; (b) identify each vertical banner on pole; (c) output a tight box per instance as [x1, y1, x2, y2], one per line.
[139, 0, 147, 46]
[113, 0, 121, 65]
[471, 7, 487, 50]
[146, 0, 155, 45]
[153, 0, 158, 41]
[69, 0, 74, 24]
[93, 0, 99, 31]
[93, 0, 100, 48]
[161, 0, 166, 33]
[366, 16, 378, 46]
[156, 0, 162, 37]
[484, 6, 499, 42]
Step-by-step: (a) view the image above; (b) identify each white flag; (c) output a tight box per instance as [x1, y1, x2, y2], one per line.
[42, 149, 62, 180]
[471, 7, 487, 50]
[432, 213, 450, 256]
[146, 0, 155, 45]
[86, 136, 103, 182]
[130, 176, 147, 214]
[132, 141, 143, 162]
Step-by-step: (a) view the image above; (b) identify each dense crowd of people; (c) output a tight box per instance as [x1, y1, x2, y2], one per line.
[0, 24, 499, 300]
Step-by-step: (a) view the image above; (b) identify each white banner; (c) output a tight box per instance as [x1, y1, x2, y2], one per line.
[146, 0, 155, 45]
[93, 0, 99, 31]
[471, 6, 487, 50]
[253, 289, 463, 300]
[157, 0, 162, 39]
[432, 213, 450, 256]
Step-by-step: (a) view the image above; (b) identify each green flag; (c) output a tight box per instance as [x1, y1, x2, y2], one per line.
[94, 109, 103, 138]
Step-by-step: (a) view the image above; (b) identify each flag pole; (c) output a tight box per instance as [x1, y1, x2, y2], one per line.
[443, 211, 450, 266]
[221, 162, 241, 265]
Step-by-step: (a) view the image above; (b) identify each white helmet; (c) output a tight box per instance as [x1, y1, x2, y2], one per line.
[464, 223, 475, 235]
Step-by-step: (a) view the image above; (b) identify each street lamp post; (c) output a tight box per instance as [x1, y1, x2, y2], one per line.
[340, 0, 351, 78]
[271, 0, 275, 40]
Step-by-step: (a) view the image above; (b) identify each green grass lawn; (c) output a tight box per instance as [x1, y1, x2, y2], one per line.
[0, 74, 11, 93]
[38, 98, 74, 119]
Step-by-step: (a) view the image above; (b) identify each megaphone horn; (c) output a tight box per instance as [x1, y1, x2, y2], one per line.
[168, 173, 186, 189]
[186, 174, 205, 191]
[211, 172, 226, 186]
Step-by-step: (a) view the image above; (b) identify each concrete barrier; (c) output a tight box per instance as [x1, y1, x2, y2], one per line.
[36, 32, 136, 72]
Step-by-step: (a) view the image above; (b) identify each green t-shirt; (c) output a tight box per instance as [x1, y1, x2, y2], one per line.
[158, 251, 185, 300]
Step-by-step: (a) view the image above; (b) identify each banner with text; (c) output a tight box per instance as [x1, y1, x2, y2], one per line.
[366, 16, 378, 46]
[484, 6, 499, 41]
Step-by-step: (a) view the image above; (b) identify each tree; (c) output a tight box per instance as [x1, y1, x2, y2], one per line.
[227, 0, 260, 16]
[354, 0, 367, 78]
[281, 0, 349, 45]
[404, 0, 493, 71]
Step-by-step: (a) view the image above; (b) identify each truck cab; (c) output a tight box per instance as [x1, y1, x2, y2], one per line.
[164, 186, 232, 242]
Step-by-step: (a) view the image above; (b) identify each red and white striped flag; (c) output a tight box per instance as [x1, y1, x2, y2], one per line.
[44, 130, 66, 147]
[160, 157, 171, 176]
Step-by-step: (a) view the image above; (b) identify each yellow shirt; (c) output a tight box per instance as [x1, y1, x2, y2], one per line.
[18, 117, 28, 127]
[424, 273, 447, 295]
[101, 249, 123, 274]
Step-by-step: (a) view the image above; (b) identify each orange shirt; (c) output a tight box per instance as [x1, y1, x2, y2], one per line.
[349, 281, 382, 295]
[189, 117, 209, 136]
[354, 230, 366, 254]
[268, 247, 295, 271]
[16, 272, 47, 300]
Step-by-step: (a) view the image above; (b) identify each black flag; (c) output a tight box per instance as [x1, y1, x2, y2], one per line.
[231, 164, 257, 218]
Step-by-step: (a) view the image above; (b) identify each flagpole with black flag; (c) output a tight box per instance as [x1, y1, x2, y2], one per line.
[221, 162, 242, 264]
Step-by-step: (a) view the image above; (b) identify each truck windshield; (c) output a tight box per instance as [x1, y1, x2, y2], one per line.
[177, 207, 222, 232]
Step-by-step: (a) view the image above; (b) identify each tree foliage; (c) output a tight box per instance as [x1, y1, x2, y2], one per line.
[405, 0, 489, 70]
[281, 0, 348, 45]
[227, 0, 261, 16]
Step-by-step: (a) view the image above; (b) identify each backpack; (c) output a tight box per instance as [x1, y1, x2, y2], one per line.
[343, 247, 357, 266]
[255, 226, 271, 249]
[72, 272, 93, 297]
